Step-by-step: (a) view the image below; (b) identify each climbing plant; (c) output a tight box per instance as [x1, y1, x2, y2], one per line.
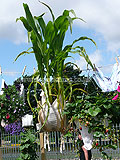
[0, 83, 28, 125]
[63, 86, 119, 159]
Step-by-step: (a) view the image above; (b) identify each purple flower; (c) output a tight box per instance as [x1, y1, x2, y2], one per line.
[6, 94, 10, 100]
[15, 84, 21, 91]
[4, 121, 23, 135]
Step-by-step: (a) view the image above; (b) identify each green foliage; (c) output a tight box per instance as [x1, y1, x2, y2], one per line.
[63, 91, 119, 158]
[14, 75, 41, 124]
[0, 84, 28, 124]
[65, 91, 119, 128]
[17, 129, 38, 160]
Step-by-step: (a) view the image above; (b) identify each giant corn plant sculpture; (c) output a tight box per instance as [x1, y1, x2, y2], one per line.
[15, 2, 96, 132]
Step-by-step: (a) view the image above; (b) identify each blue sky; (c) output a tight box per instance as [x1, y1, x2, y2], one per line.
[0, 0, 120, 88]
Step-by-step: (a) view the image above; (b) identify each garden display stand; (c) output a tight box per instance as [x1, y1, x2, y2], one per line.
[40, 133, 46, 160]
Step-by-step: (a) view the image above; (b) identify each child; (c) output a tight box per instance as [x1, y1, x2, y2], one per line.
[78, 130, 92, 160]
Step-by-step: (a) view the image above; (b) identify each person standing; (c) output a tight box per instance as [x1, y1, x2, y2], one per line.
[78, 134, 92, 160]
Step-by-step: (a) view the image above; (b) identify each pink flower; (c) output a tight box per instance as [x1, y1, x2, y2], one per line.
[117, 85, 120, 92]
[1, 103, 4, 107]
[112, 94, 118, 100]
[6, 113, 10, 119]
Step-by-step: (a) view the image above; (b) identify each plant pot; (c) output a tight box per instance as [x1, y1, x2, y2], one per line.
[38, 91, 66, 132]
[22, 114, 34, 127]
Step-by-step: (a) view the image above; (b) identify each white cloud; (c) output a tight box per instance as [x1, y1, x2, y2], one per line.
[75, 50, 114, 77]
[73, 0, 120, 52]
[0, 0, 120, 52]
[0, 0, 49, 43]
[75, 50, 102, 70]
[0, 21, 27, 44]
[89, 50, 102, 65]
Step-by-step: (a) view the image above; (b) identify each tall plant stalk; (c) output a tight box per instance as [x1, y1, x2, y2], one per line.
[15, 2, 96, 130]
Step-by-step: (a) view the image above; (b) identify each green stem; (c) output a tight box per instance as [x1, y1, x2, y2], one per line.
[47, 71, 52, 103]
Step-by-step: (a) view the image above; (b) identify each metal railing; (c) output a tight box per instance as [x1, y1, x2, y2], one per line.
[0, 124, 120, 160]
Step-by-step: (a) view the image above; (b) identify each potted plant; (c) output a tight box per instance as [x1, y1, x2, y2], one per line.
[15, 2, 96, 132]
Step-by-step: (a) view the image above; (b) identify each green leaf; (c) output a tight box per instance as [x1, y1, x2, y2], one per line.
[73, 88, 87, 94]
[16, 16, 32, 32]
[88, 107, 101, 116]
[72, 36, 97, 46]
[54, 15, 66, 30]
[40, 1, 55, 21]
[72, 17, 86, 23]
[22, 153, 29, 159]
[63, 10, 69, 16]
[109, 144, 117, 150]
[30, 31, 44, 78]
[14, 49, 34, 62]
[16, 158, 23, 160]
[69, 9, 76, 17]
[23, 3, 43, 52]
[62, 111, 70, 115]
[94, 131, 105, 138]
[23, 3, 37, 32]
[67, 16, 73, 33]
[21, 137, 30, 143]
[103, 104, 112, 109]
[45, 21, 54, 43]
[27, 80, 35, 115]
[64, 131, 73, 137]
[35, 15, 46, 37]
[101, 151, 109, 159]
[20, 144, 30, 150]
